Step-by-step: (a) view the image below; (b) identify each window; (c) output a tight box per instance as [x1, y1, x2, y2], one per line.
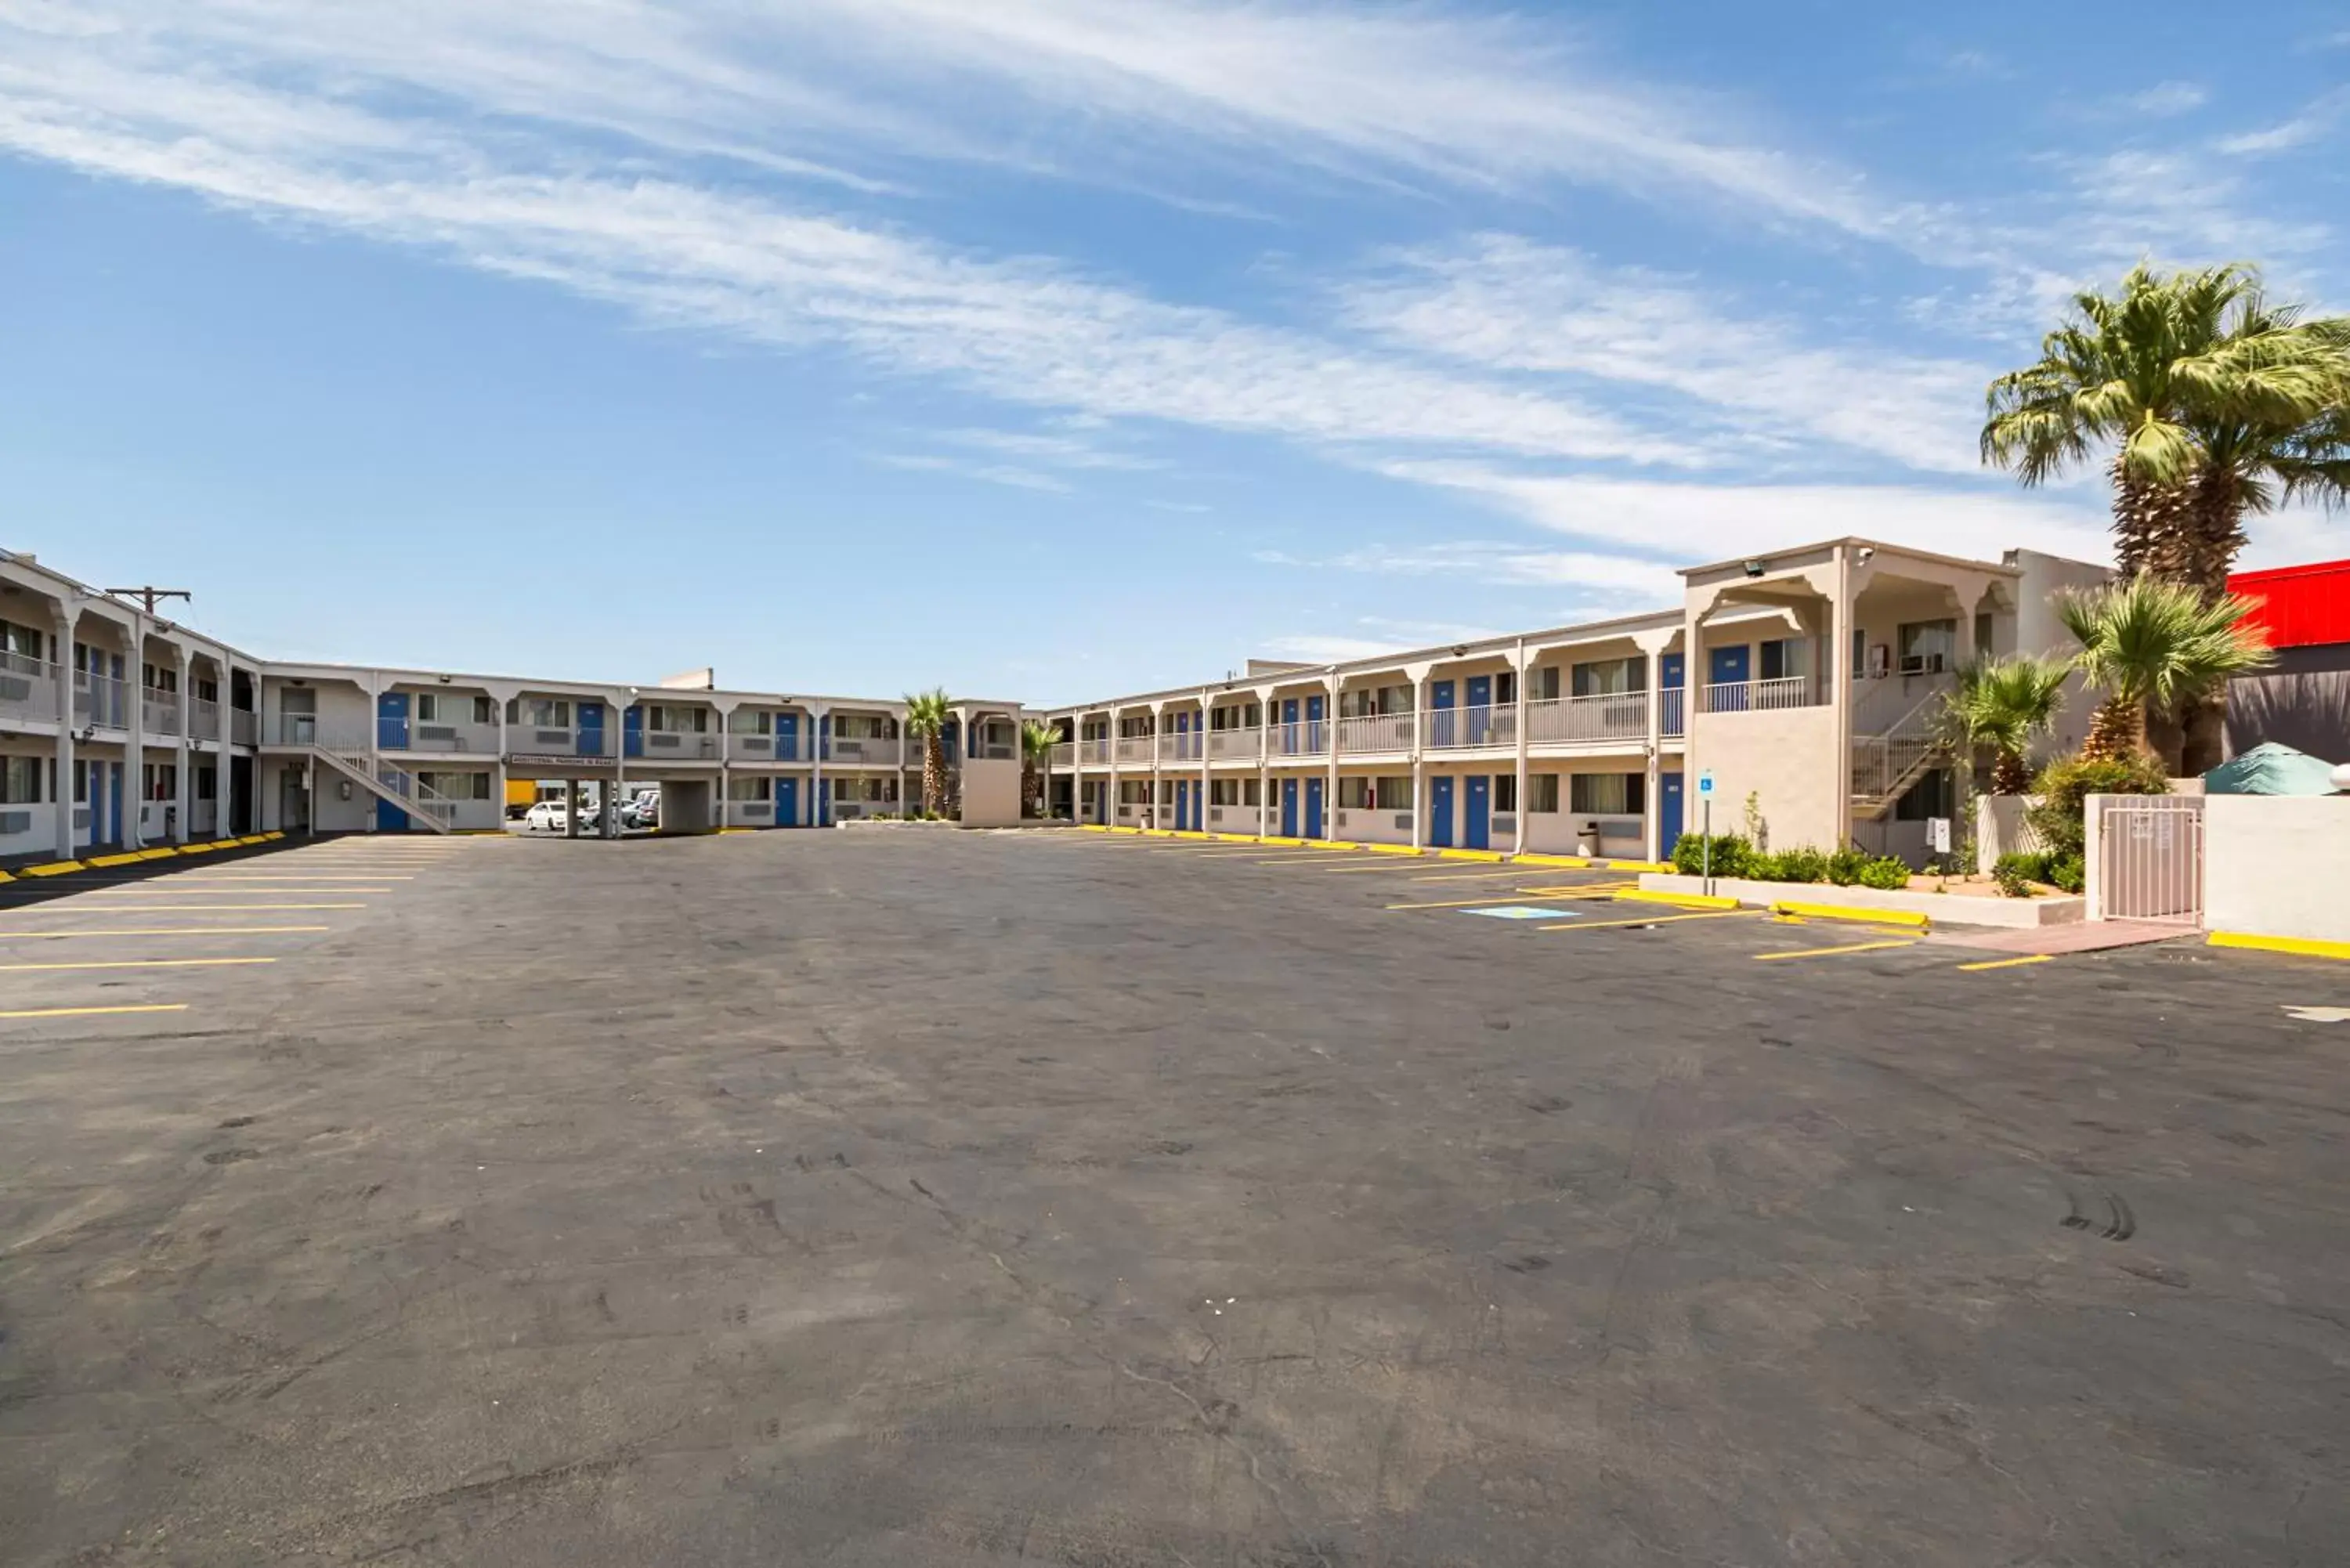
[1495, 670, 1517, 705]
[1975, 611, 1995, 660]
[1211, 779, 1241, 806]
[1895, 768, 1954, 822]
[1571, 656, 1646, 697]
[1897, 620, 1956, 674]
[727, 775, 771, 801]
[1759, 638, 1813, 683]
[143, 663, 179, 693]
[1852, 627, 1867, 679]
[143, 763, 178, 800]
[418, 771, 492, 800]
[414, 692, 441, 723]
[514, 697, 569, 728]
[1532, 665, 1562, 701]
[1120, 780, 1149, 804]
[280, 688, 316, 716]
[1243, 778, 1262, 806]
[196, 677, 219, 703]
[1571, 773, 1646, 815]
[1159, 780, 1175, 805]
[195, 765, 217, 801]
[0, 620, 43, 662]
[1530, 773, 1560, 814]
[1494, 774, 1517, 813]
[1375, 776, 1412, 810]
[1339, 777, 1372, 809]
[649, 704, 708, 732]
[0, 755, 42, 804]
[728, 710, 772, 735]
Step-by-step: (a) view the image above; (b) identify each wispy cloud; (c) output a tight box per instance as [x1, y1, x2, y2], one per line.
[2216, 87, 2350, 156]
[2120, 81, 2207, 117]
[872, 453, 1072, 493]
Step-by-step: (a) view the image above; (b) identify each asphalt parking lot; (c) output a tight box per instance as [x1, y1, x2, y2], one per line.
[3, 826, 2347, 1566]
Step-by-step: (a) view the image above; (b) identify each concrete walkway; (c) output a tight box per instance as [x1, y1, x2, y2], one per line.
[1940, 918, 2193, 954]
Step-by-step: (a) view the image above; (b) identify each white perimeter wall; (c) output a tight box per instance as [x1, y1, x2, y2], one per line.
[2205, 795, 2350, 944]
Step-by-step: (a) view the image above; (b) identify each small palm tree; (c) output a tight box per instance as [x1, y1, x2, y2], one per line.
[1943, 655, 2072, 795]
[1019, 719, 1058, 818]
[902, 688, 952, 818]
[2056, 580, 2273, 767]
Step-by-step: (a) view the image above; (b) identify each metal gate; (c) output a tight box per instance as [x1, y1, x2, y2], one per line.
[2095, 795, 2205, 924]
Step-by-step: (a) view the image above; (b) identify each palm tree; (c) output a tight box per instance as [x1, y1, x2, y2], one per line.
[902, 688, 952, 818]
[1018, 719, 1059, 818]
[1942, 654, 2072, 795]
[1983, 263, 2349, 594]
[2056, 580, 2273, 767]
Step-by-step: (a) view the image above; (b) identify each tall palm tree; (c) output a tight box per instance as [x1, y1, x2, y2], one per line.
[1942, 654, 2072, 795]
[1982, 264, 2349, 593]
[1018, 719, 1058, 818]
[902, 688, 952, 818]
[2056, 580, 2273, 767]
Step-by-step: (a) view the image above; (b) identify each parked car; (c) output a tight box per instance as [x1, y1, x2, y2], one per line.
[622, 789, 660, 829]
[522, 800, 572, 833]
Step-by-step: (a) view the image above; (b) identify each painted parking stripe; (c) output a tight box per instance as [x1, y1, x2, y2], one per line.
[0, 1003, 190, 1020]
[21, 903, 366, 912]
[1386, 891, 1618, 910]
[1754, 939, 1920, 962]
[1955, 954, 2055, 972]
[1537, 910, 1762, 933]
[1463, 906, 1574, 920]
[0, 957, 278, 972]
[0, 926, 332, 941]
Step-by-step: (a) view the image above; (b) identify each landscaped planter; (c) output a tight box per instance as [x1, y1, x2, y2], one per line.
[1636, 872, 2085, 929]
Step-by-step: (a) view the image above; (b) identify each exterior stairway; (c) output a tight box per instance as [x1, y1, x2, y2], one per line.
[1850, 695, 1948, 820]
[309, 742, 459, 834]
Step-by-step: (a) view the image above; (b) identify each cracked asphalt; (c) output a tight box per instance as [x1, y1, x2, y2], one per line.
[2, 826, 2346, 1566]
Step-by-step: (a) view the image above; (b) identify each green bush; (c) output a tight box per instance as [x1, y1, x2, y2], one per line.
[1671, 832, 1751, 878]
[1825, 846, 1869, 886]
[1856, 855, 1912, 891]
[1770, 846, 1830, 884]
[1992, 851, 2041, 897]
[2025, 753, 2169, 860]
[2046, 852, 2085, 894]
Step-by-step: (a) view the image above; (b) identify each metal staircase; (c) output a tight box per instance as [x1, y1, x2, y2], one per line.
[1850, 695, 1947, 820]
[309, 742, 460, 834]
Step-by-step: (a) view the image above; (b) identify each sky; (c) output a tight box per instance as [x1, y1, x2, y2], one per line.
[1, 1, 2345, 704]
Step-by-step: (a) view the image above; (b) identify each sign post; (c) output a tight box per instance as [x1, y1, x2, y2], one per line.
[1697, 771, 1716, 894]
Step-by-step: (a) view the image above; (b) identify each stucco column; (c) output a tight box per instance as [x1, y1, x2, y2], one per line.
[1830, 551, 1854, 852]
[1198, 685, 1211, 833]
[51, 610, 75, 859]
[216, 657, 234, 833]
[1408, 671, 1430, 851]
[810, 704, 829, 826]
[1511, 640, 1530, 856]
[1637, 628, 1672, 864]
[121, 612, 146, 851]
[171, 647, 193, 843]
[1322, 672, 1339, 842]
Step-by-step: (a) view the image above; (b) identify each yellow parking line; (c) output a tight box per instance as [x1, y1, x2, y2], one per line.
[165, 875, 411, 882]
[1754, 939, 1919, 962]
[1408, 868, 1574, 883]
[0, 1003, 190, 1019]
[1955, 953, 2055, 972]
[1614, 888, 1741, 912]
[1383, 892, 1607, 911]
[57, 887, 394, 896]
[1537, 910, 1759, 933]
[0, 926, 331, 941]
[0, 957, 277, 972]
[31, 903, 364, 912]
[1249, 854, 1361, 865]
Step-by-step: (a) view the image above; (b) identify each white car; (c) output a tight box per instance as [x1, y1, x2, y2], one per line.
[522, 800, 573, 833]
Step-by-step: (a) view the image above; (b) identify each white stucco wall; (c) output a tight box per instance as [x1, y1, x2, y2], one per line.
[2205, 795, 2350, 944]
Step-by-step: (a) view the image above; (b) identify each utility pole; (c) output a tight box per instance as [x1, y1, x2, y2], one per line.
[106, 587, 191, 616]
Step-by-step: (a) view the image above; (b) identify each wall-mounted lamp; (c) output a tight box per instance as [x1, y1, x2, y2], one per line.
[1856, 546, 1875, 564]
[338, 780, 352, 800]
[1742, 559, 1766, 579]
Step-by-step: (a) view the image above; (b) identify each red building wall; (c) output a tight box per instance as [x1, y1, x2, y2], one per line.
[2231, 558, 2350, 649]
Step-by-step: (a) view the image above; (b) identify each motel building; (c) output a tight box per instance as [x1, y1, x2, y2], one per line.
[1043, 539, 2110, 868]
[0, 547, 1024, 862]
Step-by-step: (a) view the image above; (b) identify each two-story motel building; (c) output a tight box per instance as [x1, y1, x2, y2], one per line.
[1043, 539, 2110, 867]
[0, 547, 1027, 862]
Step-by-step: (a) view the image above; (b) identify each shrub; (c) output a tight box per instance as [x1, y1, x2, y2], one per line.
[1856, 855, 1913, 891]
[1825, 846, 1870, 886]
[2046, 852, 2085, 894]
[1671, 833, 1751, 878]
[1770, 846, 1830, 884]
[2024, 753, 2168, 860]
[1991, 851, 2041, 898]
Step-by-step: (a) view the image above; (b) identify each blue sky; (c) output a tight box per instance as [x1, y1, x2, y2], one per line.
[2, 2, 2345, 704]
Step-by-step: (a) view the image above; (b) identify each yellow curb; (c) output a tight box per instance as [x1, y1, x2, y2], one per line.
[0, 869, 11, 883]
[1256, 836, 1307, 847]
[2208, 930, 2350, 962]
[1510, 853, 1590, 869]
[1079, 824, 1109, 833]
[209, 839, 241, 850]
[1604, 859, 1676, 874]
[1614, 887, 1739, 912]
[238, 834, 269, 844]
[21, 861, 84, 877]
[137, 848, 179, 861]
[177, 843, 219, 854]
[1770, 901, 1931, 931]
[262, 831, 284, 840]
[89, 852, 145, 868]
[1361, 843, 1426, 856]
[1436, 848, 1506, 862]
[1755, 938, 1919, 962]
[1307, 841, 1361, 851]
[1957, 954, 2055, 972]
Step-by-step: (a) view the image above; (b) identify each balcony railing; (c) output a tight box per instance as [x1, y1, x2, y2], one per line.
[1660, 687, 1685, 738]
[504, 721, 606, 757]
[1702, 676, 1819, 714]
[638, 729, 722, 761]
[1048, 741, 1076, 768]
[1336, 712, 1414, 753]
[1078, 738, 1112, 766]
[402, 721, 500, 754]
[1526, 691, 1646, 745]
[727, 732, 791, 762]
[1158, 732, 1203, 763]
[141, 689, 183, 736]
[1267, 719, 1329, 757]
[826, 735, 899, 763]
[974, 741, 1016, 761]
[1423, 703, 1515, 750]
[0, 655, 59, 726]
[1208, 726, 1260, 761]
[190, 696, 221, 738]
[74, 673, 128, 729]
[1113, 736, 1153, 764]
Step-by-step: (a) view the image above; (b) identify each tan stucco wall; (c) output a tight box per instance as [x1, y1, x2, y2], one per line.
[2206, 795, 2350, 944]
[1688, 705, 1843, 851]
[959, 759, 1021, 826]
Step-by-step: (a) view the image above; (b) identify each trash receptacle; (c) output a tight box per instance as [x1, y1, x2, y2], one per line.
[1576, 819, 1602, 856]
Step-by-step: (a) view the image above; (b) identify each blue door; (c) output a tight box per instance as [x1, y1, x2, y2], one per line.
[1661, 652, 1685, 690]
[1661, 771, 1684, 854]
[1466, 775, 1491, 850]
[1280, 698, 1300, 756]
[1174, 779, 1190, 832]
[1708, 645, 1749, 710]
[108, 761, 123, 844]
[624, 705, 644, 758]
[818, 779, 831, 826]
[1281, 777, 1299, 836]
[377, 691, 410, 750]
[1466, 674, 1491, 745]
[1430, 680, 1456, 748]
[775, 776, 799, 828]
[1428, 775, 1454, 847]
[1304, 777, 1325, 840]
[378, 795, 410, 833]
[1305, 695, 1325, 753]
[577, 701, 606, 757]
[776, 713, 798, 763]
